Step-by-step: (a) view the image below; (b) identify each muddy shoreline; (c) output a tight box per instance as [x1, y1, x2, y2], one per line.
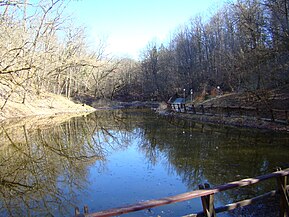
[158, 109, 289, 133]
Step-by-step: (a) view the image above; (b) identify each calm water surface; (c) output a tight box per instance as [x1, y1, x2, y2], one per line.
[0, 109, 288, 216]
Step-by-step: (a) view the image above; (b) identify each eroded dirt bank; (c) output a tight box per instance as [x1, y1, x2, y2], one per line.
[0, 92, 95, 121]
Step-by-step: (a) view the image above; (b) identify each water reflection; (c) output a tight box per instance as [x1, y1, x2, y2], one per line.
[140, 114, 289, 207]
[0, 111, 131, 216]
[0, 110, 288, 216]
[142, 115, 288, 194]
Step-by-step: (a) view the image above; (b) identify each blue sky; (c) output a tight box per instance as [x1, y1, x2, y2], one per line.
[67, 0, 229, 59]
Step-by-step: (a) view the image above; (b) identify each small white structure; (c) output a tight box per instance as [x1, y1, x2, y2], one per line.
[171, 98, 186, 112]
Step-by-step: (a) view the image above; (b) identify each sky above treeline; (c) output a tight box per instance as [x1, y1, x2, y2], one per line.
[68, 0, 230, 59]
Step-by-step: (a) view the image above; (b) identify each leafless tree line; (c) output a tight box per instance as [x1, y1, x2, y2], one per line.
[137, 0, 289, 101]
[1, 0, 288, 106]
[0, 0, 135, 109]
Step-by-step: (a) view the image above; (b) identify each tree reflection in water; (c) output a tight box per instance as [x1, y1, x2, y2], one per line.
[138, 114, 289, 206]
[0, 110, 288, 216]
[0, 111, 132, 217]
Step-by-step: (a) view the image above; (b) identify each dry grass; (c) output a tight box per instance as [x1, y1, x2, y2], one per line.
[197, 84, 289, 110]
[0, 91, 96, 121]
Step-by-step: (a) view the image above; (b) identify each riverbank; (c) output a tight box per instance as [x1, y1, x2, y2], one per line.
[157, 85, 289, 132]
[161, 110, 289, 132]
[0, 92, 95, 121]
[83, 97, 160, 110]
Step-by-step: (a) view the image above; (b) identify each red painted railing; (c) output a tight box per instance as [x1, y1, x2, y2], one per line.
[74, 168, 289, 217]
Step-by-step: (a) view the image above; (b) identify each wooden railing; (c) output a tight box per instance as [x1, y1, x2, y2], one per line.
[171, 104, 289, 124]
[74, 168, 289, 217]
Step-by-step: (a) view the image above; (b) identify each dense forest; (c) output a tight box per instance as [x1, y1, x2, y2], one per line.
[0, 0, 288, 108]
[138, 0, 289, 101]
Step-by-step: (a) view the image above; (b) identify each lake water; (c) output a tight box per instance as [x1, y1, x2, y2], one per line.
[0, 109, 288, 217]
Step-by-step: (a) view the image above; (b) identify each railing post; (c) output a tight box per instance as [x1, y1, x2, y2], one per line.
[239, 106, 242, 116]
[277, 176, 289, 217]
[199, 183, 216, 217]
[201, 105, 205, 114]
[256, 106, 260, 120]
[271, 109, 275, 122]
[210, 104, 213, 115]
[192, 104, 196, 114]
[276, 168, 289, 217]
[227, 106, 230, 117]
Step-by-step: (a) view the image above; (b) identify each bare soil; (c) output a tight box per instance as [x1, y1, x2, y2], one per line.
[198, 84, 289, 110]
[0, 91, 96, 121]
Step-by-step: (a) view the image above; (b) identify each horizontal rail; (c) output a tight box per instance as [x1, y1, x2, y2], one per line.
[76, 168, 289, 217]
[171, 104, 289, 112]
[171, 104, 289, 124]
[184, 185, 289, 217]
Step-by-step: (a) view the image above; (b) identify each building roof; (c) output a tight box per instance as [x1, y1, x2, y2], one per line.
[173, 98, 185, 104]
